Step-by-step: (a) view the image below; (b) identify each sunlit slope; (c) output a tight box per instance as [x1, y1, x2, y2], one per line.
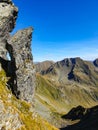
[41, 58, 98, 86]
[0, 68, 58, 130]
[35, 73, 98, 127]
[35, 60, 54, 73]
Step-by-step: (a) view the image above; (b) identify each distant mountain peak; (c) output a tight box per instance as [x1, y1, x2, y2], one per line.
[40, 57, 98, 86]
[35, 60, 54, 73]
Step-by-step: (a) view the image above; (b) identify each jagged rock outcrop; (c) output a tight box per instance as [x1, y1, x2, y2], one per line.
[7, 28, 35, 102]
[0, 0, 18, 59]
[0, 0, 35, 103]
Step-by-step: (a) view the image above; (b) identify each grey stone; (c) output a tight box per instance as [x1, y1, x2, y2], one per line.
[0, 0, 35, 104]
[7, 27, 35, 103]
[0, 100, 23, 130]
[0, 0, 18, 59]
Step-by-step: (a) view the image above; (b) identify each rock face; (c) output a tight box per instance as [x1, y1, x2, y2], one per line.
[0, 100, 23, 130]
[0, 0, 18, 59]
[7, 28, 35, 102]
[0, 0, 35, 103]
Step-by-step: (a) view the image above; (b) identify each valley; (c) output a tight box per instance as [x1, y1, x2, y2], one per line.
[35, 58, 98, 128]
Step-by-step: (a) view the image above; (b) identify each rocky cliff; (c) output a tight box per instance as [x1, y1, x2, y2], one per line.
[0, 0, 59, 130]
[7, 27, 35, 103]
[0, 0, 18, 59]
[0, 0, 35, 103]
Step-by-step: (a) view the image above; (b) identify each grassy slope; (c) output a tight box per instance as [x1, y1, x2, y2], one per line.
[35, 74, 98, 128]
[0, 69, 58, 130]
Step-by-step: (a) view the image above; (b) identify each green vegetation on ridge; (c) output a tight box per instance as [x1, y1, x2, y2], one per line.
[0, 68, 58, 130]
[35, 58, 98, 128]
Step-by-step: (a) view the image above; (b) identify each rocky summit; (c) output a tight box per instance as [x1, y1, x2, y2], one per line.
[41, 57, 98, 86]
[0, 0, 35, 103]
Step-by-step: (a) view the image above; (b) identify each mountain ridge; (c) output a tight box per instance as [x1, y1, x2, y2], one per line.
[35, 60, 54, 73]
[35, 57, 98, 128]
[41, 57, 98, 86]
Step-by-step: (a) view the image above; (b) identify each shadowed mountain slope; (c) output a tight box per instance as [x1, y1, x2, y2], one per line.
[35, 73, 98, 128]
[60, 105, 98, 130]
[93, 58, 98, 67]
[35, 57, 98, 128]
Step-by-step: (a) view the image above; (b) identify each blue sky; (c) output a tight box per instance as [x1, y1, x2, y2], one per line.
[13, 0, 98, 62]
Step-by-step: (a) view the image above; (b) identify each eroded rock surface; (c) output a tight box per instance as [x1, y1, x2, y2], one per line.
[0, 100, 23, 130]
[7, 28, 35, 102]
[0, 0, 35, 103]
[0, 0, 18, 59]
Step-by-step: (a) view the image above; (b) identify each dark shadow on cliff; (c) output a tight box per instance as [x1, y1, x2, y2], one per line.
[0, 57, 11, 76]
[0, 57, 18, 97]
[60, 105, 98, 130]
